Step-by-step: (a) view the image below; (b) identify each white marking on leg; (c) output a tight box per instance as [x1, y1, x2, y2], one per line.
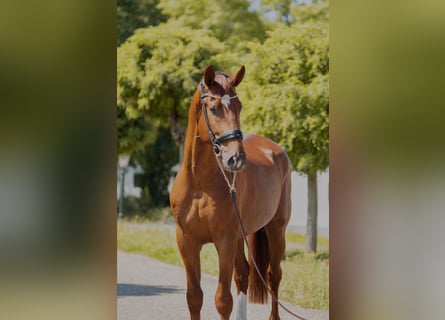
[235, 292, 247, 320]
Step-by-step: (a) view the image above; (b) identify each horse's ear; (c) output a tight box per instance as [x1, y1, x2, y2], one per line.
[204, 65, 215, 87]
[229, 65, 245, 87]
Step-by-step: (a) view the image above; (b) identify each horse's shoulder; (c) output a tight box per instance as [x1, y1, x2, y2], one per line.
[170, 169, 192, 205]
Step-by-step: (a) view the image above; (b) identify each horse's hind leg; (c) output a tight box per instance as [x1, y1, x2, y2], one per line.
[264, 181, 291, 320]
[233, 239, 249, 320]
[264, 223, 286, 320]
[176, 226, 203, 320]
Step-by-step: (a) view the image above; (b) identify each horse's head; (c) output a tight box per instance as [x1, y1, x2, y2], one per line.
[197, 65, 247, 172]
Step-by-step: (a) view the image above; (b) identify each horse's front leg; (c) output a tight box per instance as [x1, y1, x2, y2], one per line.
[214, 236, 238, 320]
[234, 238, 249, 320]
[176, 226, 203, 320]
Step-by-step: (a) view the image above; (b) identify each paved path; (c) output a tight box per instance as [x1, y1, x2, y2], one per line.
[118, 251, 328, 320]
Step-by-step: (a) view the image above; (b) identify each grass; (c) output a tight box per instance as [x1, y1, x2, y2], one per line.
[117, 217, 328, 310]
[280, 252, 329, 310]
[285, 232, 329, 249]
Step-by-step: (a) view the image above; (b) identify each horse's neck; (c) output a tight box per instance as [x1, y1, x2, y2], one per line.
[184, 138, 219, 189]
[182, 100, 220, 188]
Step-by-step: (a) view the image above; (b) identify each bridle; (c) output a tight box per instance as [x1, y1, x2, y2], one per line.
[199, 81, 243, 157]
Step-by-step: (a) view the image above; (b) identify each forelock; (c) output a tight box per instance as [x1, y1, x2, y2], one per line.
[214, 72, 233, 92]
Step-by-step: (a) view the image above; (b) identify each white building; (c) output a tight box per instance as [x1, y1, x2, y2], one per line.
[117, 163, 144, 199]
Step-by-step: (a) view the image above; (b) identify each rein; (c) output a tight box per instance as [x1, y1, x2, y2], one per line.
[199, 83, 308, 320]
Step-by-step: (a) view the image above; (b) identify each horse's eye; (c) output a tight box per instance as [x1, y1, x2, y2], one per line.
[209, 106, 218, 115]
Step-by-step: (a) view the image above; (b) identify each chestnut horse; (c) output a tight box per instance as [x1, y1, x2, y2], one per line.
[170, 65, 292, 320]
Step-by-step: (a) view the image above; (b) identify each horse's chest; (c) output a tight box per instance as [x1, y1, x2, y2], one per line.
[175, 191, 232, 239]
[186, 194, 219, 222]
[172, 189, 205, 218]
[175, 198, 210, 243]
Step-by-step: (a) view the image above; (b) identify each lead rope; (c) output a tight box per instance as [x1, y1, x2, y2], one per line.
[216, 159, 308, 320]
[215, 157, 237, 193]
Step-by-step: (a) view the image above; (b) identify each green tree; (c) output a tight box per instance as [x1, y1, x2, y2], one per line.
[117, 0, 166, 45]
[157, 0, 266, 49]
[259, 0, 329, 26]
[260, 0, 293, 25]
[133, 124, 178, 208]
[117, 107, 159, 155]
[289, 0, 329, 25]
[242, 20, 328, 252]
[117, 0, 171, 208]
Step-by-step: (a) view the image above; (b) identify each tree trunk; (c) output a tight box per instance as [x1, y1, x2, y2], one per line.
[305, 172, 318, 253]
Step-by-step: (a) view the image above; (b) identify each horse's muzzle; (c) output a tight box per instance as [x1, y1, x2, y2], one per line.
[227, 151, 247, 172]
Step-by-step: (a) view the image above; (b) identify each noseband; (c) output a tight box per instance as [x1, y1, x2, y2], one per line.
[200, 81, 243, 156]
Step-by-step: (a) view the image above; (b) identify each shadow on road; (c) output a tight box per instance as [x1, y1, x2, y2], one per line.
[117, 283, 184, 297]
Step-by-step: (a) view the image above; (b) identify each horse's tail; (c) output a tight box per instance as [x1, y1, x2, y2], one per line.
[248, 227, 269, 304]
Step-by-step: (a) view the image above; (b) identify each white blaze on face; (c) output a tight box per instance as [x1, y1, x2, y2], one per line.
[235, 292, 247, 320]
[221, 94, 231, 108]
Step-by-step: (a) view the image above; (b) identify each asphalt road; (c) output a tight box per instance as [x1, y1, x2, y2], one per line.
[117, 251, 328, 320]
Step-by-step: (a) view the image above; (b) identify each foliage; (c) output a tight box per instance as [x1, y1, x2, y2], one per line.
[157, 0, 266, 49]
[133, 124, 178, 207]
[260, 0, 293, 24]
[117, 0, 168, 157]
[259, 0, 329, 26]
[120, 195, 149, 216]
[118, 123, 178, 208]
[290, 0, 329, 25]
[242, 21, 329, 175]
[117, 107, 159, 155]
[118, 220, 329, 309]
[280, 251, 329, 309]
[117, 0, 166, 45]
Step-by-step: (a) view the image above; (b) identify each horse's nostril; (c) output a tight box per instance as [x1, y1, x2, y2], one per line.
[228, 156, 236, 168]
